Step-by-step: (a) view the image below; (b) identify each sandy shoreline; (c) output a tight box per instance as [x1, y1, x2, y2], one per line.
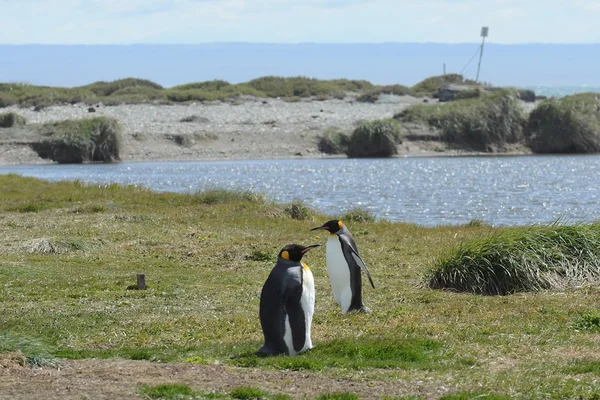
[0, 95, 530, 166]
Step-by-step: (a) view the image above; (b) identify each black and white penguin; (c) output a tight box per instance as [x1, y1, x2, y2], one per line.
[257, 243, 320, 357]
[311, 220, 374, 313]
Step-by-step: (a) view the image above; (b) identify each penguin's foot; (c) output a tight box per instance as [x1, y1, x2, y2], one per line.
[344, 305, 372, 314]
[256, 344, 283, 357]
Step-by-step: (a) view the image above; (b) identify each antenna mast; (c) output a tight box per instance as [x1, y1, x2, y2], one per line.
[475, 26, 489, 83]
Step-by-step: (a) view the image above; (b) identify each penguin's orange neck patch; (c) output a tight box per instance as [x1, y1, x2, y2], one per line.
[301, 261, 310, 271]
[338, 220, 343, 229]
[281, 251, 290, 260]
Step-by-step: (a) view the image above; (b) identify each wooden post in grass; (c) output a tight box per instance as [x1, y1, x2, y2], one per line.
[136, 274, 146, 290]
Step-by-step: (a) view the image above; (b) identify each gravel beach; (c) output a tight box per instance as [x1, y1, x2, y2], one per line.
[0, 95, 469, 165]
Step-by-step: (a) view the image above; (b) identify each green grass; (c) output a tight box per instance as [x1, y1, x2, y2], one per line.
[410, 74, 478, 97]
[0, 331, 60, 367]
[346, 118, 403, 157]
[139, 384, 286, 400]
[396, 90, 525, 152]
[526, 93, 600, 153]
[29, 116, 123, 163]
[1, 175, 599, 399]
[317, 127, 350, 155]
[0, 75, 495, 107]
[427, 223, 600, 295]
[0, 111, 26, 127]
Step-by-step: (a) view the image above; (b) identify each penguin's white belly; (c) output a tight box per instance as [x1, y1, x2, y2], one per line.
[300, 266, 315, 352]
[283, 266, 315, 356]
[326, 236, 352, 313]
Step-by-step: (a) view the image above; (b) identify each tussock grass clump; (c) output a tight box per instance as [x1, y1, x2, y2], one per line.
[0, 93, 17, 108]
[284, 200, 313, 220]
[356, 84, 412, 103]
[396, 90, 525, 152]
[193, 189, 265, 205]
[427, 224, 600, 295]
[411, 74, 477, 97]
[247, 76, 372, 99]
[30, 117, 123, 163]
[526, 93, 600, 153]
[22, 237, 103, 254]
[341, 208, 375, 223]
[317, 127, 350, 154]
[0, 331, 59, 368]
[0, 112, 26, 127]
[82, 78, 163, 97]
[346, 119, 402, 157]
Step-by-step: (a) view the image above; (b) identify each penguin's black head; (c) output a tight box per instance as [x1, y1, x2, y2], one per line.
[311, 219, 343, 234]
[279, 243, 320, 262]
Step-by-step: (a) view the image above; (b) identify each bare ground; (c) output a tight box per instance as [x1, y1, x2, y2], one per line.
[0, 357, 452, 400]
[0, 96, 531, 166]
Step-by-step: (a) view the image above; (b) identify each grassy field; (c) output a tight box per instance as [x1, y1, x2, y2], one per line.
[1, 175, 599, 399]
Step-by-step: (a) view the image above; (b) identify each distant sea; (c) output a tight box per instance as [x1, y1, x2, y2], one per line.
[526, 85, 600, 98]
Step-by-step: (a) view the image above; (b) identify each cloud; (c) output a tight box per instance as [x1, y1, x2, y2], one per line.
[1, 0, 599, 44]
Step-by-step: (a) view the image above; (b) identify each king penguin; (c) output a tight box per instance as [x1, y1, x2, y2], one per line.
[311, 220, 374, 313]
[257, 243, 320, 357]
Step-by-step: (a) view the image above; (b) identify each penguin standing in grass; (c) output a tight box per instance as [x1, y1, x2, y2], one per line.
[311, 220, 374, 313]
[257, 243, 320, 357]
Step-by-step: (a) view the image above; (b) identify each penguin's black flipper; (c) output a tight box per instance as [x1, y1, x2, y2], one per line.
[340, 235, 375, 289]
[284, 275, 307, 353]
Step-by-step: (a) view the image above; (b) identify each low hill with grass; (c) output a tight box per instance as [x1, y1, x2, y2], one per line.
[0, 74, 492, 108]
[0, 175, 599, 398]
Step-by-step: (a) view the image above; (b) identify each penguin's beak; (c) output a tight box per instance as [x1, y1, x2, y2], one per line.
[310, 225, 326, 231]
[301, 244, 321, 253]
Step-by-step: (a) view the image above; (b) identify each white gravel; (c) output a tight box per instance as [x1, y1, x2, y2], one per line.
[1, 95, 430, 164]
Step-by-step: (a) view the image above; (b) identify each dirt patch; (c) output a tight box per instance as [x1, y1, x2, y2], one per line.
[0, 359, 449, 399]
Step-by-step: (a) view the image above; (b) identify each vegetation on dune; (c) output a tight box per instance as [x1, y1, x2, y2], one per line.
[1, 175, 600, 398]
[410, 73, 478, 97]
[317, 127, 350, 154]
[356, 84, 412, 103]
[526, 92, 600, 153]
[29, 116, 123, 163]
[396, 90, 526, 152]
[0, 111, 26, 127]
[346, 118, 403, 157]
[427, 223, 600, 295]
[0, 75, 486, 107]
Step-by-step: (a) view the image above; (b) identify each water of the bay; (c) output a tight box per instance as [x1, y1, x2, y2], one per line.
[2, 155, 599, 227]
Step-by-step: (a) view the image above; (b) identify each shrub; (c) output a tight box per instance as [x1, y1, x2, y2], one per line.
[346, 119, 402, 158]
[0, 112, 26, 128]
[341, 208, 375, 223]
[526, 93, 600, 153]
[356, 84, 412, 103]
[110, 86, 166, 101]
[193, 189, 264, 205]
[411, 74, 476, 97]
[81, 78, 163, 96]
[318, 127, 350, 154]
[30, 117, 123, 163]
[396, 90, 525, 152]
[284, 200, 312, 220]
[171, 79, 231, 91]
[427, 223, 600, 295]
[0, 93, 17, 108]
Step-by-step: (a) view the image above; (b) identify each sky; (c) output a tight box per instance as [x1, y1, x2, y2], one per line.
[1, 0, 600, 45]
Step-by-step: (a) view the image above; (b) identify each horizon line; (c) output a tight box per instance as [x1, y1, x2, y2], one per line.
[2, 41, 600, 46]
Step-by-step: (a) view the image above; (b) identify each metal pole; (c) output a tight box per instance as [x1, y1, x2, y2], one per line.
[475, 35, 486, 83]
[443, 63, 446, 75]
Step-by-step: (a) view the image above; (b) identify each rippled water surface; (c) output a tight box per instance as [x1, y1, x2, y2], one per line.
[2, 155, 600, 227]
